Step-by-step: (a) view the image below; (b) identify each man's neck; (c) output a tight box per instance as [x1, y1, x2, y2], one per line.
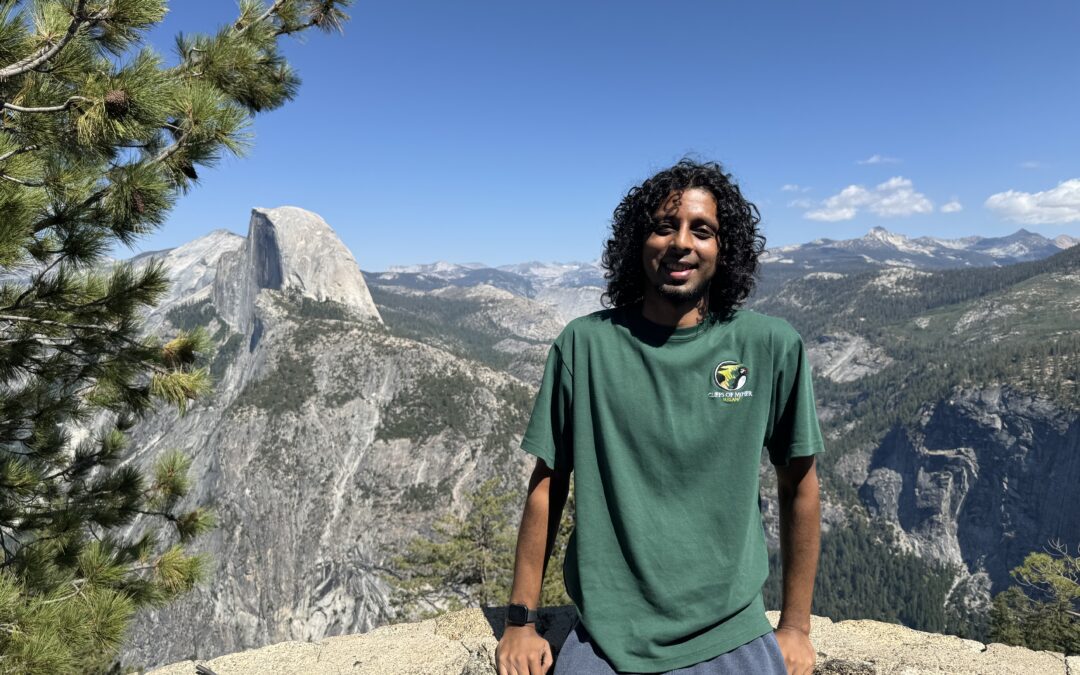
[640, 293, 708, 328]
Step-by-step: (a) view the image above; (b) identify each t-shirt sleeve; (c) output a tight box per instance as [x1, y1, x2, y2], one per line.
[520, 341, 574, 474]
[765, 327, 826, 467]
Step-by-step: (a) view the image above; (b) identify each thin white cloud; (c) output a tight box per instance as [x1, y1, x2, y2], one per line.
[857, 154, 901, 165]
[1019, 160, 1044, 170]
[941, 200, 963, 213]
[985, 179, 1080, 224]
[787, 198, 815, 209]
[805, 177, 933, 222]
[781, 184, 811, 192]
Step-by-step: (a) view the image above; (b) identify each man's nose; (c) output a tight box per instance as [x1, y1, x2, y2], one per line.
[673, 223, 694, 250]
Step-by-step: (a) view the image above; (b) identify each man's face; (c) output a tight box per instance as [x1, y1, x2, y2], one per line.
[641, 187, 721, 306]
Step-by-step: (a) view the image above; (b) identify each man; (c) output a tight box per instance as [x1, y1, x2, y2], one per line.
[495, 159, 823, 675]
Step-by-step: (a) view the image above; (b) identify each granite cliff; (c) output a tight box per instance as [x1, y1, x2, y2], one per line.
[857, 384, 1079, 610]
[119, 207, 545, 668]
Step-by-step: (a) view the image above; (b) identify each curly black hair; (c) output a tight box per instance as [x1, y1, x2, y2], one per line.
[601, 158, 766, 319]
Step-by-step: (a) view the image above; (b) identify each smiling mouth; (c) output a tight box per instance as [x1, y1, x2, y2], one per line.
[662, 262, 697, 280]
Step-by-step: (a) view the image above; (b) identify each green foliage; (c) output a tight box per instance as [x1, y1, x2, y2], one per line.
[990, 542, 1080, 655]
[286, 291, 357, 322]
[166, 297, 243, 386]
[811, 330, 1080, 504]
[481, 381, 536, 459]
[232, 347, 318, 414]
[0, 1, 351, 671]
[164, 298, 220, 333]
[763, 516, 964, 635]
[375, 372, 536, 457]
[751, 253, 1080, 643]
[400, 480, 452, 512]
[749, 246, 1080, 528]
[376, 368, 485, 442]
[384, 478, 574, 622]
[231, 290, 364, 414]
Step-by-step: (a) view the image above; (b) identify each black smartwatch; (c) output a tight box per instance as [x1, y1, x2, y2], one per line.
[506, 603, 539, 626]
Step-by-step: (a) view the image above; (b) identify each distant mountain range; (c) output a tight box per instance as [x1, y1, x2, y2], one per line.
[365, 226, 1077, 320]
[761, 226, 1076, 269]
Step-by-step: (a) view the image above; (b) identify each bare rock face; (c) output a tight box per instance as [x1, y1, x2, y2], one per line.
[430, 284, 563, 343]
[131, 229, 245, 335]
[118, 207, 537, 670]
[806, 331, 894, 382]
[533, 285, 605, 325]
[147, 607, 1073, 675]
[859, 384, 1079, 595]
[214, 206, 381, 337]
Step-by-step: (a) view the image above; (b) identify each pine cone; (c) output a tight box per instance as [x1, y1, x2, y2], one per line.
[103, 89, 131, 117]
[131, 191, 146, 215]
[179, 160, 199, 180]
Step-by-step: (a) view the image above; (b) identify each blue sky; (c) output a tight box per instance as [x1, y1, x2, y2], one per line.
[125, 1, 1080, 270]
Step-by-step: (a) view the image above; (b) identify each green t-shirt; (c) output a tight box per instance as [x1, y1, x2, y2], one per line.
[520, 303, 825, 672]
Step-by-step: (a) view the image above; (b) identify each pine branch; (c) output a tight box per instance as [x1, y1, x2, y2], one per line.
[0, 144, 39, 162]
[275, 18, 320, 38]
[0, 172, 43, 187]
[29, 127, 193, 236]
[0, 254, 67, 313]
[234, 0, 289, 35]
[39, 578, 89, 606]
[153, 129, 191, 164]
[0, 0, 100, 82]
[0, 316, 175, 385]
[0, 313, 132, 336]
[125, 507, 178, 523]
[2, 97, 92, 113]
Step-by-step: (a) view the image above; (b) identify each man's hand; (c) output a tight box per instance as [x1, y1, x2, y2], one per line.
[496, 624, 554, 675]
[773, 626, 815, 675]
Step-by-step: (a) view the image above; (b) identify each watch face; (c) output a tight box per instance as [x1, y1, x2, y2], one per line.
[508, 604, 529, 624]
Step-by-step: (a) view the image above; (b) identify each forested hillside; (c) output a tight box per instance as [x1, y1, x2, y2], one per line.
[753, 245, 1079, 640]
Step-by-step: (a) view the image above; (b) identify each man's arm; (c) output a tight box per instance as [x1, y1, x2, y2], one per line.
[508, 458, 571, 609]
[496, 458, 570, 675]
[773, 454, 821, 675]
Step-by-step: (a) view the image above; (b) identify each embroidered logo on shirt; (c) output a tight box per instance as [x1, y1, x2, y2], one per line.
[710, 360, 753, 402]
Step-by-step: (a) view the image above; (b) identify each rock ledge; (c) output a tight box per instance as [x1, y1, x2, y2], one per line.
[147, 606, 1076, 674]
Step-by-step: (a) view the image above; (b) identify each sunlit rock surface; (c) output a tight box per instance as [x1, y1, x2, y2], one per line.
[148, 607, 1076, 675]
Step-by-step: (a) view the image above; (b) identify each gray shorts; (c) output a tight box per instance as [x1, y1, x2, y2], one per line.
[554, 616, 788, 674]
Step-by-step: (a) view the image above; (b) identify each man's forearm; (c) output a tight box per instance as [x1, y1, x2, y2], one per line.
[507, 464, 569, 610]
[777, 462, 821, 635]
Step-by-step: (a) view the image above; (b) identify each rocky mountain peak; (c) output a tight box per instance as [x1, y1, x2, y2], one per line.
[212, 206, 381, 335]
[249, 206, 379, 311]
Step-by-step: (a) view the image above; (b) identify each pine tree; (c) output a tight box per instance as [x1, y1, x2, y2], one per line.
[990, 540, 1080, 655]
[384, 478, 574, 622]
[0, 1, 351, 671]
